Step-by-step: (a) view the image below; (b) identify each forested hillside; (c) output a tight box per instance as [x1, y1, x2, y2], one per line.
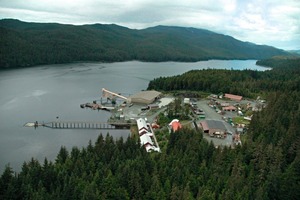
[1, 58, 299, 199]
[256, 56, 300, 69]
[0, 19, 289, 68]
[147, 57, 300, 98]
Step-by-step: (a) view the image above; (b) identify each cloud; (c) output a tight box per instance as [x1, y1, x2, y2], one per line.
[0, 0, 299, 49]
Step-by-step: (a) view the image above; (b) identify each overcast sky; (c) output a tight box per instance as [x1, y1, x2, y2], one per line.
[0, 0, 299, 50]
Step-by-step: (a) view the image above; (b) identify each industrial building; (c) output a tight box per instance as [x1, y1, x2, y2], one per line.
[199, 120, 227, 138]
[128, 90, 161, 104]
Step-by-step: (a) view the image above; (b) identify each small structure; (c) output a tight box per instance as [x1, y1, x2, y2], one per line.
[236, 124, 245, 134]
[220, 102, 230, 107]
[237, 127, 244, 133]
[199, 120, 227, 138]
[210, 94, 218, 99]
[169, 119, 182, 132]
[147, 104, 159, 110]
[233, 133, 242, 145]
[183, 98, 190, 104]
[128, 90, 161, 104]
[244, 116, 252, 121]
[222, 105, 237, 111]
[224, 93, 243, 101]
[158, 97, 174, 108]
[151, 123, 160, 129]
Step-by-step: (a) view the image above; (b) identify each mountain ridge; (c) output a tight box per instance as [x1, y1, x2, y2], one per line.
[0, 19, 290, 68]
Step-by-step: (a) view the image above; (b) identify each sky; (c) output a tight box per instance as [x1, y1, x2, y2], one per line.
[0, 0, 299, 50]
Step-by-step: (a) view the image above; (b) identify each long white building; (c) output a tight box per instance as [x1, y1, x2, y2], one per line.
[136, 118, 160, 152]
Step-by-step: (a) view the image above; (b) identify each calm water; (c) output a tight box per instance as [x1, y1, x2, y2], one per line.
[0, 60, 268, 172]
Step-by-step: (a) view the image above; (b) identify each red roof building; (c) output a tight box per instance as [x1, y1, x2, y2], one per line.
[224, 93, 243, 101]
[222, 105, 237, 111]
[169, 119, 182, 132]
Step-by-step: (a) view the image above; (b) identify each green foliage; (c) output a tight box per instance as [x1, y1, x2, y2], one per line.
[157, 98, 191, 127]
[148, 58, 300, 98]
[256, 56, 300, 69]
[157, 112, 170, 127]
[0, 19, 290, 68]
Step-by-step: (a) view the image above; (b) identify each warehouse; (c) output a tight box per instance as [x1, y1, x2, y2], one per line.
[199, 120, 227, 138]
[128, 90, 161, 104]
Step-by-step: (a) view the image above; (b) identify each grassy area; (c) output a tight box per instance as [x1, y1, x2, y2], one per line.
[181, 120, 194, 128]
[155, 129, 170, 151]
[130, 125, 139, 137]
[171, 90, 211, 98]
[233, 116, 250, 125]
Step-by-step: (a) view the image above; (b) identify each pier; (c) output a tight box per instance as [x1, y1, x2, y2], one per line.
[80, 102, 115, 111]
[25, 121, 135, 130]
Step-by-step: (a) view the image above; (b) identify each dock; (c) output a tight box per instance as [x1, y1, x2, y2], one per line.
[24, 121, 135, 130]
[80, 102, 115, 111]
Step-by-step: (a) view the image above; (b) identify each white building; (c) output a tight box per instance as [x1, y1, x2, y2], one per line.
[136, 118, 160, 152]
[183, 98, 190, 104]
[136, 118, 149, 135]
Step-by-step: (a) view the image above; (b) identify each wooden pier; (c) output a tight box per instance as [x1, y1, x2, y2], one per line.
[25, 121, 135, 130]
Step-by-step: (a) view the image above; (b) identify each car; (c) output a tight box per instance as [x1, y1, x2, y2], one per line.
[194, 109, 205, 115]
[199, 114, 206, 119]
[141, 106, 149, 111]
[227, 131, 233, 135]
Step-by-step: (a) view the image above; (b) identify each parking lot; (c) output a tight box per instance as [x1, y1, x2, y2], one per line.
[195, 99, 236, 147]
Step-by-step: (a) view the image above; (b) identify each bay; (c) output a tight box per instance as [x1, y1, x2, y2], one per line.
[0, 60, 268, 172]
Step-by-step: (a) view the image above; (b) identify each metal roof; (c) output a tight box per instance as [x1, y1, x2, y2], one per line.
[200, 120, 226, 131]
[137, 118, 147, 129]
[224, 93, 243, 101]
[129, 90, 161, 103]
[140, 134, 153, 146]
[223, 105, 237, 111]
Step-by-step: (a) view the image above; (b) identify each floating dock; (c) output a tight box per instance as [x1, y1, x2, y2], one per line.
[24, 122, 41, 128]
